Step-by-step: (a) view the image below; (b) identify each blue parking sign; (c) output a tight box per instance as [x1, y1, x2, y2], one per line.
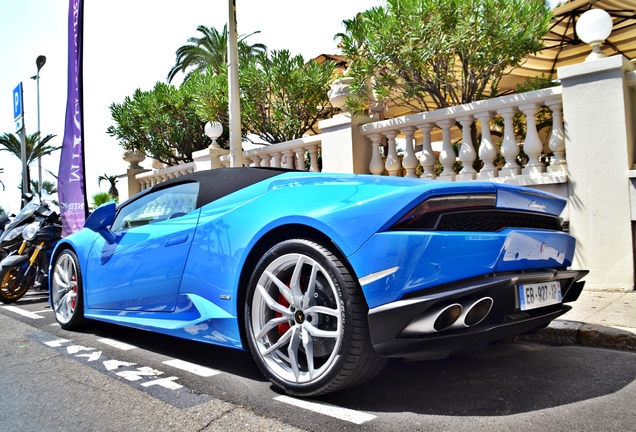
[13, 82, 23, 121]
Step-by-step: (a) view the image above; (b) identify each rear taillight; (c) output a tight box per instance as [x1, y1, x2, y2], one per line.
[392, 194, 496, 230]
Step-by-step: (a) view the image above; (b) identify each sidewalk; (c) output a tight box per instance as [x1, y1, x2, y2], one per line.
[520, 289, 636, 351]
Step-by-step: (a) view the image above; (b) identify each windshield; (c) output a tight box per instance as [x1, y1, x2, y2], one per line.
[4, 200, 40, 231]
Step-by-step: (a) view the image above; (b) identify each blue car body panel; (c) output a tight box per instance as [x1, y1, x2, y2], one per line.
[51, 170, 583, 355]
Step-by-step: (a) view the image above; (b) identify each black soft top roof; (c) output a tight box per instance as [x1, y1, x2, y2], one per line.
[128, 167, 292, 209]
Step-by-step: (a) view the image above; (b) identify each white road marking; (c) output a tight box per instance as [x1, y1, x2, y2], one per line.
[76, 351, 102, 362]
[44, 339, 69, 347]
[116, 367, 163, 381]
[97, 338, 137, 351]
[22, 295, 49, 301]
[67, 345, 95, 354]
[2, 306, 44, 320]
[141, 377, 183, 390]
[274, 395, 377, 425]
[104, 360, 137, 371]
[162, 359, 221, 377]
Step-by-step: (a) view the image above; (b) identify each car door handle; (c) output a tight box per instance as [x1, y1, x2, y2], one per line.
[164, 234, 189, 247]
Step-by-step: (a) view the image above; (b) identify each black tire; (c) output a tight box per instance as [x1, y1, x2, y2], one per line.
[50, 250, 86, 330]
[0, 265, 29, 304]
[244, 239, 386, 396]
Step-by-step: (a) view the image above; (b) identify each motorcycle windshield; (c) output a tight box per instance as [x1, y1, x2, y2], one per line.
[3, 200, 40, 232]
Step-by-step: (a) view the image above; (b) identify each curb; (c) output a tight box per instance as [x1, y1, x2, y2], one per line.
[518, 320, 636, 352]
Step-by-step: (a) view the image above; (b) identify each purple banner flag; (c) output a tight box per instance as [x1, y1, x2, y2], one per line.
[58, 0, 88, 237]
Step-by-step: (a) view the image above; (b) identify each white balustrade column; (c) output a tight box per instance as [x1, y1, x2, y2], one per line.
[417, 123, 436, 179]
[520, 103, 546, 175]
[368, 133, 385, 176]
[456, 116, 476, 180]
[307, 144, 320, 172]
[282, 149, 295, 169]
[475, 111, 498, 179]
[250, 155, 260, 167]
[545, 99, 567, 173]
[436, 119, 456, 181]
[498, 107, 520, 177]
[294, 148, 306, 171]
[260, 154, 271, 167]
[401, 126, 418, 178]
[383, 131, 401, 176]
[271, 151, 282, 168]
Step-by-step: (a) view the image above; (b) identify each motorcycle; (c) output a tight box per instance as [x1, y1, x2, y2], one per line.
[0, 201, 62, 303]
[0, 212, 10, 237]
[0, 195, 41, 261]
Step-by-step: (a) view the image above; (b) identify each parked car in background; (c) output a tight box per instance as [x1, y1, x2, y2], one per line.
[49, 167, 587, 396]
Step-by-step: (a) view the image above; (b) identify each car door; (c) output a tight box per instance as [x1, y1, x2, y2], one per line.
[84, 182, 200, 312]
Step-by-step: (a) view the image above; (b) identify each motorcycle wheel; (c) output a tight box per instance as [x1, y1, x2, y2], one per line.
[0, 266, 29, 304]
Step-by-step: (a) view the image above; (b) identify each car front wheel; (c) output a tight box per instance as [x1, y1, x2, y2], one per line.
[245, 239, 386, 396]
[51, 249, 85, 330]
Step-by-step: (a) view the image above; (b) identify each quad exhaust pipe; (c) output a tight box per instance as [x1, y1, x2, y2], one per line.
[450, 297, 493, 329]
[402, 297, 494, 335]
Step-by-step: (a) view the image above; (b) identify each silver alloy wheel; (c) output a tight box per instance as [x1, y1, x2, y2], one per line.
[250, 252, 343, 384]
[51, 252, 79, 325]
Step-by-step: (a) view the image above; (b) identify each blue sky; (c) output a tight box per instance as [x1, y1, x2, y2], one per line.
[0, 0, 382, 214]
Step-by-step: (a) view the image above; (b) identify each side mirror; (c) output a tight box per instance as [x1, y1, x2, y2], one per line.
[84, 201, 117, 243]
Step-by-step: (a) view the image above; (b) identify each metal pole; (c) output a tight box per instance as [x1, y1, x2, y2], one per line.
[227, 0, 243, 167]
[19, 126, 28, 204]
[35, 71, 42, 199]
[33, 55, 46, 199]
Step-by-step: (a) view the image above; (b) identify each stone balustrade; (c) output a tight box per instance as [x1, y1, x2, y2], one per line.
[218, 135, 322, 171]
[359, 87, 566, 186]
[135, 162, 196, 191]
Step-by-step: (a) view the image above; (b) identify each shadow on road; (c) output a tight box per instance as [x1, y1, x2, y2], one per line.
[318, 341, 636, 416]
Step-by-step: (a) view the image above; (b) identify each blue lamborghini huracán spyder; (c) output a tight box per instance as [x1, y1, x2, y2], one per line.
[49, 167, 587, 396]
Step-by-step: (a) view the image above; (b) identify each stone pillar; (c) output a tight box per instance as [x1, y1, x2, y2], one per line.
[210, 147, 229, 169]
[318, 113, 374, 174]
[123, 151, 147, 201]
[559, 55, 636, 290]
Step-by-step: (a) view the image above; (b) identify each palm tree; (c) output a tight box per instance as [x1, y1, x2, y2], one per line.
[0, 132, 59, 195]
[97, 173, 119, 198]
[90, 192, 117, 211]
[167, 24, 267, 83]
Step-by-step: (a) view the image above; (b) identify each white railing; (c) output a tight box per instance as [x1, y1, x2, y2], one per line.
[136, 162, 196, 191]
[359, 87, 567, 185]
[218, 135, 322, 171]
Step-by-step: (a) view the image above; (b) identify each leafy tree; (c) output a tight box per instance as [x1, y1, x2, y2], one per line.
[97, 174, 120, 198]
[167, 24, 267, 83]
[336, 0, 552, 114]
[0, 132, 59, 194]
[190, 50, 336, 144]
[109, 50, 337, 160]
[107, 82, 217, 166]
[239, 50, 337, 143]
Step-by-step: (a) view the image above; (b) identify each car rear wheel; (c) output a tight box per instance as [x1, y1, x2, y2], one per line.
[51, 250, 85, 330]
[245, 239, 386, 396]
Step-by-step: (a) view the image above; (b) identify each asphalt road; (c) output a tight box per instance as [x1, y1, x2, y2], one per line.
[2, 291, 636, 431]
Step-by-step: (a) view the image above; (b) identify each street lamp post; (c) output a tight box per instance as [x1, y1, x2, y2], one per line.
[227, 0, 243, 167]
[31, 55, 46, 199]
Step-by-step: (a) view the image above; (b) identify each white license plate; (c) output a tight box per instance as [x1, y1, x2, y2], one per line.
[518, 281, 562, 311]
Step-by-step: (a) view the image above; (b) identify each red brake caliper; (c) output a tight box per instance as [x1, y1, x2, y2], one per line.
[276, 294, 291, 335]
[71, 275, 77, 309]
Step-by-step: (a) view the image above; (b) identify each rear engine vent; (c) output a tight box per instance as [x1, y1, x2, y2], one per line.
[434, 210, 563, 232]
[392, 209, 563, 232]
